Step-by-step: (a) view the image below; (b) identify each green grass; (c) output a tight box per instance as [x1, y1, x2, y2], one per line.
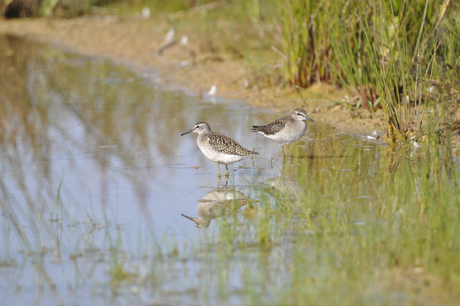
[92, 0, 459, 143]
[9, 0, 460, 131]
[281, 0, 459, 143]
[40, 0, 460, 144]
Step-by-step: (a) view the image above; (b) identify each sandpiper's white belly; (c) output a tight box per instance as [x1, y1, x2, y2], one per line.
[266, 121, 307, 145]
[198, 142, 247, 165]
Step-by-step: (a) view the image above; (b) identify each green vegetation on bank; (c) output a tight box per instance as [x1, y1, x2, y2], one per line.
[101, 1, 460, 144]
[2, 0, 459, 144]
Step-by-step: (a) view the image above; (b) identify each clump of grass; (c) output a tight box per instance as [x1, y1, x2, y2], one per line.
[283, 0, 459, 143]
[283, 0, 335, 87]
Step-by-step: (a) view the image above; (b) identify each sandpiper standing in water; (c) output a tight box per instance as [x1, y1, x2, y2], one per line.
[251, 108, 314, 156]
[181, 122, 258, 177]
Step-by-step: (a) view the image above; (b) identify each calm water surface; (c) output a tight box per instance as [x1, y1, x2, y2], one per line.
[0, 35, 389, 305]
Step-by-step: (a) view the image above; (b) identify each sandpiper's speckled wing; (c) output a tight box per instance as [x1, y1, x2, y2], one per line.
[206, 132, 257, 156]
[252, 116, 293, 136]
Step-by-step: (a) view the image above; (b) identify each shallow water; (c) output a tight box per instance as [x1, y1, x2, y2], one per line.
[2, 35, 454, 305]
[0, 35, 266, 234]
[0, 34, 305, 305]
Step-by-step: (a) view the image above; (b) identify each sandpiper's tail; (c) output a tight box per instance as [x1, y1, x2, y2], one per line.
[243, 148, 259, 156]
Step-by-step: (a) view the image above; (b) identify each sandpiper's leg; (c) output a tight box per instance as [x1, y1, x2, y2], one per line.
[225, 165, 229, 178]
[217, 164, 221, 177]
[282, 145, 285, 157]
[217, 175, 221, 187]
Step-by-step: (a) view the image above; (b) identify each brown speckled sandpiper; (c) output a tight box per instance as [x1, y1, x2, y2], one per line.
[181, 122, 258, 177]
[251, 108, 314, 156]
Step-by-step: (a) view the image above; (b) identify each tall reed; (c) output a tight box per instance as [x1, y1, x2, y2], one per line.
[284, 0, 459, 143]
[283, 0, 335, 87]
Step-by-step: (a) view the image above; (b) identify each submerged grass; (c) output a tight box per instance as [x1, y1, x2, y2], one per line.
[55, 129, 460, 304]
[220, 130, 460, 304]
[174, 132, 456, 304]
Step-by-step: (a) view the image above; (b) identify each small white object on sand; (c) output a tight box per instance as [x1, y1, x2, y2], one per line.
[208, 85, 217, 96]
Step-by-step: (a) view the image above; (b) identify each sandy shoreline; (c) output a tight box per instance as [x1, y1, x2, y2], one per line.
[0, 16, 386, 135]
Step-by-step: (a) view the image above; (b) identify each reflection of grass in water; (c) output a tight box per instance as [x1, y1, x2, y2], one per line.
[191, 130, 460, 304]
[266, 138, 458, 303]
[2, 131, 460, 304]
[0, 258, 17, 267]
[0, 34, 182, 215]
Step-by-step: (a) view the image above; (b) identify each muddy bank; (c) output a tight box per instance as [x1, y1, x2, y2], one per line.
[0, 16, 386, 134]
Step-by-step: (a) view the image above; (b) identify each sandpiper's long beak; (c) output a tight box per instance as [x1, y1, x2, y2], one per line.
[180, 129, 193, 136]
[181, 214, 195, 221]
[305, 116, 315, 123]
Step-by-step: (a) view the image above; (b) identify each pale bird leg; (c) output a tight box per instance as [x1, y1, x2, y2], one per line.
[217, 164, 221, 177]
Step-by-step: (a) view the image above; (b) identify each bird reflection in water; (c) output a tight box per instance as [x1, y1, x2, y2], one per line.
[260, 175, 305, 201]
[181, 187, 255, 228]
